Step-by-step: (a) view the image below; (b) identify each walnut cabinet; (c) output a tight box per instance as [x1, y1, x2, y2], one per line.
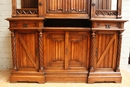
[6, 0, 127, 83]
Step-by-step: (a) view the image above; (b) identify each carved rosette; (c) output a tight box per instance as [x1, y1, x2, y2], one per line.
[90, 31, 96, 71]
[116, 31, 122, 72]
[39, 31, 44, 70]
[11, 31, 17, 70]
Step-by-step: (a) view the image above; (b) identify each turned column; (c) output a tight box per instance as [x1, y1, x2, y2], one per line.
[39, 31, 44, 71]
[11, 31, 17, 71]
[116, 31, 123, 72]
[90, 31, 96, 71]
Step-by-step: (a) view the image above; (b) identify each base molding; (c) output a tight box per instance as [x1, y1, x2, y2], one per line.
[88, 68, 122, 83]
[45, 70, 88, 83]
[10, 72, 45, 83]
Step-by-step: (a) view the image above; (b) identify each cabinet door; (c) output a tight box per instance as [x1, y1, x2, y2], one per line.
[43, 32, 65, 69]
[15, 31, 39, 71]
[68, 32, 90, 69]
[95, 31, 118, 69]
[43, 31, 90, 70]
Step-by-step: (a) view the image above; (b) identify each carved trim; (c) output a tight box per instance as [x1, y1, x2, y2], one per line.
[38, 2, 43, 6]
[16, 9, 38, 15]
[95, 10, 117, 16]
[23, 23, 28, 27]
[90, 31, 96, 71]
[105, 24, 111, 28]
[39, 32, 44, 70]
[11, 31, 17, 70]
[91, 3, 95, 6]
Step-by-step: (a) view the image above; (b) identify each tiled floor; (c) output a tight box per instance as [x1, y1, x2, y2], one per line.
[0, 70, 130, 87]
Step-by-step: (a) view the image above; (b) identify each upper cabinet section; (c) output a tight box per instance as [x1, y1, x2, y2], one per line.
[12, 0, 122, 19]
[91, 0, 122, 19]
[12, 0, 38, 17]
[21, 0, 38, 8]
[44, 0, 90, 19]
[46, 0, 88, 13]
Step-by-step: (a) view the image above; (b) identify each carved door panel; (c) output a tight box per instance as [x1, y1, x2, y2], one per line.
[46, 0, 89, 13]
[44, 31, 90, 70]
[95, 32, 118, 70]
[68, 32, 90, 69]
[43, 32, 65, 69]
[15, 32, 39, 71]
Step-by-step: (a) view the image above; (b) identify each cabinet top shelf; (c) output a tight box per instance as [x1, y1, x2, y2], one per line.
[11, 0, 123, 19]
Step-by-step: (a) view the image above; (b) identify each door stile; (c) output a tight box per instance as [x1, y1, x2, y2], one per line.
[65, 31, 69, 70]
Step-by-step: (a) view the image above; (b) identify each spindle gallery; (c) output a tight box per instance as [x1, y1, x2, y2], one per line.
[6, 0, 127, 83]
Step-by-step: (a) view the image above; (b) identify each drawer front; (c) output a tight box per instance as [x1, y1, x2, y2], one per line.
[93, 22, 121, 29]
[10, 21, 39, 28]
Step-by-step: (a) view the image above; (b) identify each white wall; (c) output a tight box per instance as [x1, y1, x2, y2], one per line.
[120, 0, 130, 69]
[0, 0, 12, 70]
[0, 0, 130, 70]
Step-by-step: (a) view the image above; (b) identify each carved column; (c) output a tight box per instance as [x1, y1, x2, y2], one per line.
[39, 31, 44, 71]
[116, 31, 122, 72]
[90, 31, 96, 72]
[11, 31, 17, 70]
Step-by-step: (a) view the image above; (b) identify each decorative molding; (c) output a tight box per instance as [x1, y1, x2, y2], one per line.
[46, 34, 64, 42]
[69, 34, 87, 42]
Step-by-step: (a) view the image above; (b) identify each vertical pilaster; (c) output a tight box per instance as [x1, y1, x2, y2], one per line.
[91, 0, 95, 18]
[12, 0, 17, 17]
[38, 0, 45, 17]
[117, 0, 122, 18]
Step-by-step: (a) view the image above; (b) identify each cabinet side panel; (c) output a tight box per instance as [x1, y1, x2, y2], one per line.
[96, 32, 117, 68]
[15, 32, 38, 69]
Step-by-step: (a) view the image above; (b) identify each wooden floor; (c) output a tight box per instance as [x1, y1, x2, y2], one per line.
[0, 69, 130, 87]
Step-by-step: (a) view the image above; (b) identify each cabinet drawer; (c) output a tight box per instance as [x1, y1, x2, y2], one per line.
[93, 22, 121, 29]
[10, 21, 39, 28]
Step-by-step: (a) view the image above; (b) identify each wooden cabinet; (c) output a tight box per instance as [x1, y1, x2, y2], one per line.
[10, 31, 45, 83]
[88, 19, 127, 83]
[43, 30, 90, 82]
[6, 0, 127, 83]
